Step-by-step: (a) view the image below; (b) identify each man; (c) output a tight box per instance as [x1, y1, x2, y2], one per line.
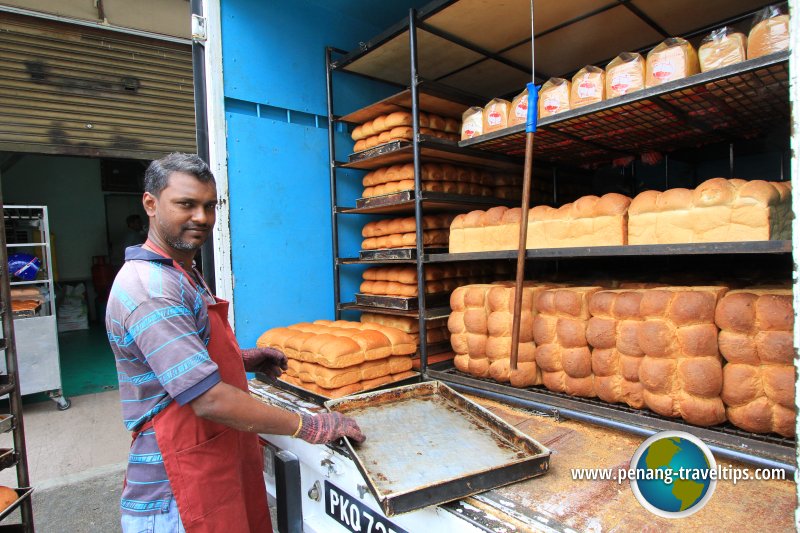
[106, 153, 364, 532]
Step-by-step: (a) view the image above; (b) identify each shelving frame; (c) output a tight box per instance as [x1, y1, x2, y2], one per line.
[324, 0, 795, 470]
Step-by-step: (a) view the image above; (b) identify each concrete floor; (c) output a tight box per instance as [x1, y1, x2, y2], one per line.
[0, 390, 278, 532]
[0, 391, 128, 532]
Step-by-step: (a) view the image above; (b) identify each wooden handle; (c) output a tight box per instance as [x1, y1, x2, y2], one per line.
[510, 132, 535, 370]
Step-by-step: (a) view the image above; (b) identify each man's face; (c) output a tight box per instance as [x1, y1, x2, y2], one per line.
[143, 171, 217, 251]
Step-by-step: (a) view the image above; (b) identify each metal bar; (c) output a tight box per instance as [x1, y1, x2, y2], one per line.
[729, 142, 735, 178]
[409, 9, 429, 373]
[617, 0, 670, 37]
[0, 196, 33, 533]
[274, 450, 303, 533]
[326, 47, 342, 320]
[417, 22, 532, 76]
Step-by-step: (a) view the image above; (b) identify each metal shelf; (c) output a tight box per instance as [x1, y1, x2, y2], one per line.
[338, 81, 481, 124]
[429, 366, 795, 471]
[338, 302, 451, 321]
[5, 244, 45, 248]
[341, 190, 515, 215]
[426, 240, 792, 263]
[8, 280, 50, 286]
[338, 257, 417, 265]
[460, 52, 790, 167]
[0, 449, 16, 472]
[0, 376, 14, 397]
[343, 136, 522, 171]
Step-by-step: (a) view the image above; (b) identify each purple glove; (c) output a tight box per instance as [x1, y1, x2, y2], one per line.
[242, 347, 288, 378]
[297, 412, 366, 444]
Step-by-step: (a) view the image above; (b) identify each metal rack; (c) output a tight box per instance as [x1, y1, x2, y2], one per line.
[3, 206, 68, 410]
[0, 201, 35, 531]
[325, 1, 795, 469]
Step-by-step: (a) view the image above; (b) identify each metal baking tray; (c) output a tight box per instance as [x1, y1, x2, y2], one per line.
[359, 248, 448, 261]
[325, 381, 551, 516]
[267, 371, 423, 405]
[0, 487, 32, 521]
[355, 292, 451, 310]
[0, 415, 14, 434]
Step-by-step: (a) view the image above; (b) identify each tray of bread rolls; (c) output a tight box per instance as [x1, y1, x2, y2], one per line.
[0, 487, 32, 521]
[324, 381, 551, 516]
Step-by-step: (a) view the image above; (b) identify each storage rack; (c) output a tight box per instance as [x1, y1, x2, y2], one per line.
[0, 200, 34, 531]
[324, 0, 794, 470]
[4, 206, 68, 410]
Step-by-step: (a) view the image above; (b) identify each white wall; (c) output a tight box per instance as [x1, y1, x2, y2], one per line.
[1, 154, 108, 281]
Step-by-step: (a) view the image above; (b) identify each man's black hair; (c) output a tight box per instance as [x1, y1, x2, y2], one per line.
[144, 153, 215, 196]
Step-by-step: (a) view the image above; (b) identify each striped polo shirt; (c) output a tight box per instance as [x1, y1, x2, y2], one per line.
[106, 245, 220, 515]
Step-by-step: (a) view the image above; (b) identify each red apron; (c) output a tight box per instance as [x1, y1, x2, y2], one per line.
[133, 241, 271, 532]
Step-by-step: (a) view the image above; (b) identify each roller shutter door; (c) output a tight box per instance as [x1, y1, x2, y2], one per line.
[0, 12, 196, 159]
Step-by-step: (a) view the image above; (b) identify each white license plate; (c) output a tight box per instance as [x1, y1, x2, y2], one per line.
[325, 480, 407, 533]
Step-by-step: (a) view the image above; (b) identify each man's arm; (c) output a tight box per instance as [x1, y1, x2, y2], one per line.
[190, 382, 366, 444]
[190, 381, 299, 434]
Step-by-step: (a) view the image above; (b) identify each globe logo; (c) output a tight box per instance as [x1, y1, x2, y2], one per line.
[629, 431, 717, 518]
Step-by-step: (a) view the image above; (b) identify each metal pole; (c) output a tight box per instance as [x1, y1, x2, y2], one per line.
[729, 142, 735, 178]
[0, 193, 33, 532]
[326, 47, 342, 320]
[191, 0, 216, 293]
[409, 9, 429, 371]
[510, 0, 536, 371]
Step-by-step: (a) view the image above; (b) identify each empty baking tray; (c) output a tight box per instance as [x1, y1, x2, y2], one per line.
[355, 292, 451, 310]
[325, 381, 551, 516]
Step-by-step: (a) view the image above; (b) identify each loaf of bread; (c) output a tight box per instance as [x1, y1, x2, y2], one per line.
[281, 370, 416, 399]
[362, 214, 455, 238]
[526, 193, 631, 249]
[748, 8, 790, 59]
[461, 106, 483, 140]
[362, 163, 494, 188]
[586, 289, 646, 408]
[606, 53, 645, 98]
[638, 287, 728, 426]
[286, 355, 413, 389]
[363, 263, 493, 284]
[508, 88, 529, 127]
[483, 98, 510, 133]
[645, 38, 699, 87]
[448, 193, 631, 254]
[570, 66, 605, 109]
[360, 277, 477, 298]
[538, 78, 570, 118]
[0, 487, 16, 513]
[699, 28, 746, 72]
[360, 313, 447, 334]
[449, 283, 550, 387]
[534, 287, 602, 397]
[715, 289, 794, 436]
[407, 326, 450, 345]
[361, 230, 450, 250]
[628, 178, 792, 245]
[257, 320, 416, 369]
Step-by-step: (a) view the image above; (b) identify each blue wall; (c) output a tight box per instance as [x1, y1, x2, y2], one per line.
[221, 0, 426, 347]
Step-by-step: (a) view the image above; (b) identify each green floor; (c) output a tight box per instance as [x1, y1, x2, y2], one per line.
[20, 322, 118, 405]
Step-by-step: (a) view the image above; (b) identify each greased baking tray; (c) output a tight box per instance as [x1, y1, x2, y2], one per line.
[325, 381, 551, 516]
[354, 292, 451, 310]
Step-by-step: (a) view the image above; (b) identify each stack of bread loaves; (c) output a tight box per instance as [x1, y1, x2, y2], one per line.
[360, 264, 495, 298]
[360, 313, 450, 349]
[628, 178, 791, 244]
[351, 111, 459, 152]
[257, 320, 416, 398]
[638, 287, 728, 426]
[534, 287, 603, 397]
[361, 163, 494, 199]
[715, 289, 794, 436]
[586, 289, 648, 408]
[449, 193, 631, 253]
[361, 214, 454, 251]
[449, 282, 552, 387]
